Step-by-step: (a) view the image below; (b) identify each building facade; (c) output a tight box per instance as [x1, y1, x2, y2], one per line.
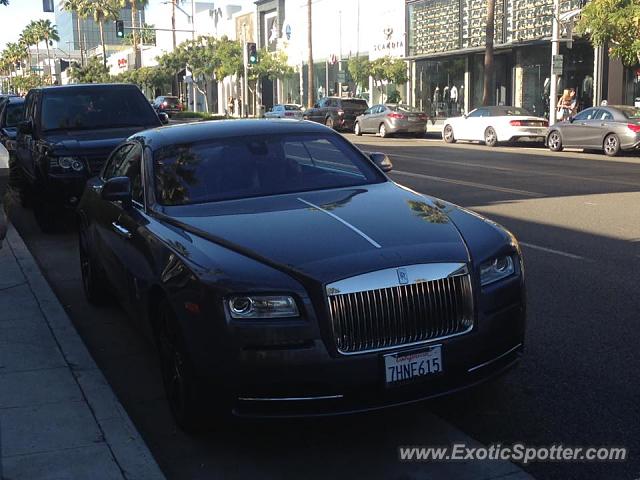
[55, 5, 144, 52]
[405, 0, 597, 129]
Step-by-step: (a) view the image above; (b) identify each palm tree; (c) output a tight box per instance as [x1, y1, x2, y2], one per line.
[118, 0, 149, 69]
[21, 22, 41, 76]
[60, 0, 86, 66]
[5, 42, 27, 77]
[84, 0, 120, 67]
[34, 19, 59, 84]
[482, 0, 496, 106]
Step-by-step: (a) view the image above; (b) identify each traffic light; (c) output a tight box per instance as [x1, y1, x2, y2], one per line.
[247, 42, 258, 65]
[115, 20, 125, 39]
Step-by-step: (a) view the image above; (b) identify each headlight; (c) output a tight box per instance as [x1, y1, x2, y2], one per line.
[480, 255, 515, 286]
[49, 156, 84, 172]
[228, 295, 299, 319]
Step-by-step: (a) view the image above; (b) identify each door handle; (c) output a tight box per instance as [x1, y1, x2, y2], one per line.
[111, 222, 132, 239]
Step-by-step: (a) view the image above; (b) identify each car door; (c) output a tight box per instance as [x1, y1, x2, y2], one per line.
[459, 108, 486, 141]
[590, 108, 614, 148]
[92, 143, 134, 298]
[561, 108, 597, 147]
[365, 105, 384, 132]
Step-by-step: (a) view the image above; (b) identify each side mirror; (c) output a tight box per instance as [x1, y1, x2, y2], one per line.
[158, 112, 169, 125]
[367, 151, 393, 172]
[101, 176, 132, 208]
[18, 120, 32, 134]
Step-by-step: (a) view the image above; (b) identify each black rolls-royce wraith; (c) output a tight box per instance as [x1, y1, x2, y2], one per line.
[77, 119, 525, 431]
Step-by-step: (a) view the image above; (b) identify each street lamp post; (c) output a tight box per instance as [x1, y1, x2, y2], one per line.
[549, 0, 560, 125]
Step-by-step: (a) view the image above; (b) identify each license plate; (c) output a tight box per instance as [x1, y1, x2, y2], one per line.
[408, 116, 419, 122]
[384, 346, 442, 385]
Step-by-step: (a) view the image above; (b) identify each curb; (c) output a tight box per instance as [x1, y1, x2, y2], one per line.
[5, 223, 166, 480]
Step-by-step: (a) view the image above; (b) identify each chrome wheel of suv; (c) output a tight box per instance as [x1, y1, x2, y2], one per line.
[548, 131, 563, 152]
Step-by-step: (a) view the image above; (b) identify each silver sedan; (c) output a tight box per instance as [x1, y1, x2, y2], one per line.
[264, 104, 304, 119]
[547, 105, 640, 156]
[354, 104, 427, 138]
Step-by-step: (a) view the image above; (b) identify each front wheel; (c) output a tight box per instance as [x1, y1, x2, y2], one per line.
[443, 124, 456, 143]
[484, 127, 498, 147]
[603, 133, 620, 157]
[547, 131, 563, 152]
[354, 122, 362, 136]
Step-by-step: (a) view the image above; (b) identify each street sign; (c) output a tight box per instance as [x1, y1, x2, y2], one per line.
[552, 54, 563, 75]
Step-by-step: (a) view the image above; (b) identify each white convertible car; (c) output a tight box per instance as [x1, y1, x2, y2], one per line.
[442, 106, 548, 147]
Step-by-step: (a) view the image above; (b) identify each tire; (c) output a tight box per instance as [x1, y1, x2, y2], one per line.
[379, 123, 388, 138]
[156, 299, 212, 433]
[547, 130, 563, 152]
[325, 116, 334, 129]
[484, 127, 498, 147]
[603, 133, 620, 157]
[443, 124, 456, 143]
[354, 121, 362, 136]
[79, 226, 112, 305]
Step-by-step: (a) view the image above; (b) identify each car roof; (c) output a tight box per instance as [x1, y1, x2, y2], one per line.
[139, 119, 333, 151]
[32, 83, 141, 93]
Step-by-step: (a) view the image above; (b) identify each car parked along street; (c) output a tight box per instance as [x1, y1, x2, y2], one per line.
[77, 119, 525, 432]
[303, 97, 368, 131]
[355, 104, 428, 138]
[13, 83, 166, 232]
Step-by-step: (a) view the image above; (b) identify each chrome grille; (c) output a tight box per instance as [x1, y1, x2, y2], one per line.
[326, 264, 473, 354]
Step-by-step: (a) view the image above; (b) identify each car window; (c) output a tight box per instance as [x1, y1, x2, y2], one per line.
[573, 108, 596, 121]
[115, 143, 143, 204]
[617, 106, 640, 119]
[284, 105, 301, 111]
[467, 109, 486, 118]
[341, 99, 369, 109]
[5, 102, 25, 127]
[596, 110, 613, 120]
[103, 144, 133, 180]
[153, 133, 386, 205]
[41, 87, 158, 131]
[394, 104, 422, 113]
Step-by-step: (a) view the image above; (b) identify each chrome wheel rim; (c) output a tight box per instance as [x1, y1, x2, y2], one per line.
[444, 126, 453, 141]
[549, 133, 560, 150]
[355, 123, 360, 135]
[604, 136, 618, 154]
[380, 125, 386, 137]
[485, 128, 496, 144]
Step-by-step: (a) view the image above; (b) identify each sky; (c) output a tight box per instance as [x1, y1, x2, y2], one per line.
[0, 0, 256, 52]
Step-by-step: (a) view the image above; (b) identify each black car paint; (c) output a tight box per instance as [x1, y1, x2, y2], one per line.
[78, 119, 525, 417]
[15, 84, 162, 207]
[304, 97, 369, 131]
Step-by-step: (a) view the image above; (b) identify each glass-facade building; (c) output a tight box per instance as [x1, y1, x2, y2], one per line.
[406, 0, 594, 124]
[55, 5, 144, 51]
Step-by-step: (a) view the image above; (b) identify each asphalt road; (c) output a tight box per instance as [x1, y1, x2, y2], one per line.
[5, 134, 640, 480]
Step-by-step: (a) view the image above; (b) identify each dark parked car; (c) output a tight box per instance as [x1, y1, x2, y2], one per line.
[13, 83, 166, 231]
[153, 95, 183, 117]
[303, 97, 368, 131]
[547, 105, 640, 156]
[355, 104, 428, 138]
[78, 119, 525, 431]
[0, 96, 25, 170]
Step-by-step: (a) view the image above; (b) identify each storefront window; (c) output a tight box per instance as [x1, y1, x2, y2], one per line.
[558, 42, 594, 111]
[414, 57, 465, 118]
[520, 46, 551, 117]
[623, 65, 640, 107]
[471, 54, 512, 109]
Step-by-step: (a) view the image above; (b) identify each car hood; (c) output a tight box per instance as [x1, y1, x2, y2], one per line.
[164, 182, 471, 284]
[42, 126, 147, 155]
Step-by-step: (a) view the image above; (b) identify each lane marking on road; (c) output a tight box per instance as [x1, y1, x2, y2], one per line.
[387, 152, 640, 189]
[392, 170, 544, 197]
[519, 242, 587, 260]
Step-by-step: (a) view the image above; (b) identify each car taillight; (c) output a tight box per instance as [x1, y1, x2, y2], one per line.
[162, 101, 168, 107]
[388, 112, 406, 119]
[285, 112, 294, 117]
[337, 109, 344, 116]
[542, 120, 549, 127]
[627, 123, 640, 133]
[509, 120, 523, 126]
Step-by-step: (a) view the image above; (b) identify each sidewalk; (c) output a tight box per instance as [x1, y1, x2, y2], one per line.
[0, 169, 165, 479]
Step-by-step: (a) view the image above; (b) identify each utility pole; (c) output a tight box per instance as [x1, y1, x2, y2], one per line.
[191, 0, 197, 112]
[171, 0, 177, 96]
[307, 0, 314, 108]
[242, 23, 248, 117]
[549, 0, 560, 125]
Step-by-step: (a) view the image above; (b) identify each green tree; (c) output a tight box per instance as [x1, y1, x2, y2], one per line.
[20, 23, 39, 75]
[34, 19, 59, 83]
[248, 49, 294, 81]
[4, 42, 27, 77]
[125, 22, 156, 46]
[369, 56, 408, 102]
[12, 74, 46, 94]
[347, 56, 371, 93]
[576, 0, 640, 66]
[83, 0, 120, 67]
[69, 56, 110, 83]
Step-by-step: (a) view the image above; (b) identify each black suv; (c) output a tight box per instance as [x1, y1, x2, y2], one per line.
[14, 83, 166, 231]
[152, 95, 183, 117]
[303, 97, 369, 131]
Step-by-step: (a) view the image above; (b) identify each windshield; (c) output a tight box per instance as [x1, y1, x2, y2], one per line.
[153, 133, 385, 205]
[284, 104, 301, 111]
[161, 97, 180, 106]
[41, 88, 159, 131]
[5, 102, 24, 127]
[495, 107, 533, 116]
[617, 106, 640, 119]
[392, 104, 423, 113]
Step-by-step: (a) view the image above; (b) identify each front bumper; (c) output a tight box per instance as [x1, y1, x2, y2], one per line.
[507, 127, 548, 142]
[188, 275, 526, 417]
[42, 172, 89, 206]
